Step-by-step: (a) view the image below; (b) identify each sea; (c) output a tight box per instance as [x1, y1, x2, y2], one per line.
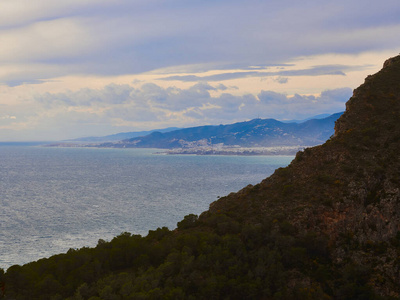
[0, 146, 293, 269]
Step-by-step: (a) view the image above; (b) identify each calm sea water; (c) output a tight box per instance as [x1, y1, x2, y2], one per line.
[0, 146, 293, 269]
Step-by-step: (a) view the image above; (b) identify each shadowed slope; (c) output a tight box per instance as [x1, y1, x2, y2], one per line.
[205, 54, 400, 296]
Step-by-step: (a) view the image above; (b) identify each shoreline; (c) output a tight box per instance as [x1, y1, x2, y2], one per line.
[43, 143, 313, 156]
[157, 145, 312, 156]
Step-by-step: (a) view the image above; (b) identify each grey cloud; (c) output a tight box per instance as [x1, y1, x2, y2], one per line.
[35, 83, 135, 107]
[258, 88, 352, 107]
[216, 84, 228, 90]
[131, 79, 144, 85]
[274, 77, 289, 84]
[107, 106, 163, 123]
[1, 0, 399, 84]
[161, 75, 204, 82]
[258, 91, 288, 104]
[28, 81, 353, 140]
[4, 79, 46, 87]
[190, 82, 218, 91]
[255, 88, 352, 120]
[278, 65, 347, 76]
[319, 88, 354, 101]
[158, 65, 366, 82]
[159, 72, 258, 82]
[137, 83, 169, 103]
[160, 63, 295, 74]
[220, 94, 259, 115]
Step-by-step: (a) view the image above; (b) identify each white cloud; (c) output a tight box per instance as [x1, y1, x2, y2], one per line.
[0, 115, 16, 120]
[0, 18, 94, 63]
[3, 82, 350, 140]
[0, 0, 112, 27]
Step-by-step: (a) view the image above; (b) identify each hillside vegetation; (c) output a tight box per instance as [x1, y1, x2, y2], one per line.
[2, 55, 400, 299]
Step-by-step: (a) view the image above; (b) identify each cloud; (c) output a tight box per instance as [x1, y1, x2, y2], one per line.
[15, 82, 352, 140]
[152, 62, 295, 75]
[0, 115, 17, 127]
[274, 77, 288, 84]
[0, 0, 399, 85]
[4, 79, 46, 87]
[157, 64, 370, 82]
[0, 18, 93, 64]
[36, 83, 135, 107]
[0, 115, 17, 119]
[258, 91, 289, 104]
[216, 84, 228, 90]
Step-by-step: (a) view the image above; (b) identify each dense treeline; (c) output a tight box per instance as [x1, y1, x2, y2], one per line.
[1, 212, 385, 299]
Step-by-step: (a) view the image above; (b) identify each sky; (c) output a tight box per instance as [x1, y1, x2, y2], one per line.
[0, 0, 399, 141]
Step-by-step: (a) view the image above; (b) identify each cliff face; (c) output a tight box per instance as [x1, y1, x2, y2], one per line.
[207, 54, 400, 297]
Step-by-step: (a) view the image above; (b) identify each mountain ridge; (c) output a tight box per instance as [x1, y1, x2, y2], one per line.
[65, 113, 335, 143]
[97, 112, 342, 150]
[65, 127, 180, 143]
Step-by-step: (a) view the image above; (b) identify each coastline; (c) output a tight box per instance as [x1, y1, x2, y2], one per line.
[158, 145, 311, 156]
[43, 143, 313, 156]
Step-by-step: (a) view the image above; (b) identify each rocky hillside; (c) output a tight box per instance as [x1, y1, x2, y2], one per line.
[208, 54, 400, 297]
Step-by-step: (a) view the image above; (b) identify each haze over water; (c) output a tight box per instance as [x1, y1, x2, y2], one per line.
[0, 146, 293, 269]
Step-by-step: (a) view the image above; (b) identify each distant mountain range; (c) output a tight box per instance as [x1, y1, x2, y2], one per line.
[66, 114, 338, 144]
[97, 112, 343, 149]
[67, 127, 180, 143]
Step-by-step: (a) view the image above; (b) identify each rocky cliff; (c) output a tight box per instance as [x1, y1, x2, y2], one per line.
[207, 54, 400, 297]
